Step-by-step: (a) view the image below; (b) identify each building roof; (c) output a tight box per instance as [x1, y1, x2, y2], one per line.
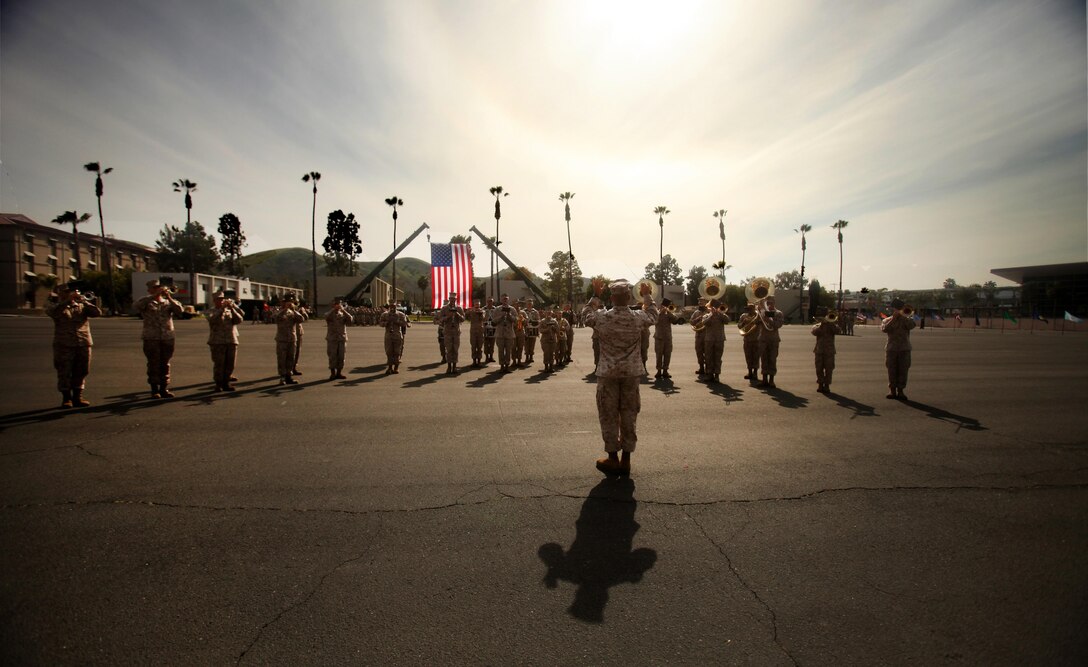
[990, 262, 1088, 285]
[0, 213, 156, 253]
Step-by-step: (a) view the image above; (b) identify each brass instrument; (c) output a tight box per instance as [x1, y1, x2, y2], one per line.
[744, 277, 777, 332]
[900, 305, 914, 318]
[699, 275, 726, 301]
[633, 278, 659, 302]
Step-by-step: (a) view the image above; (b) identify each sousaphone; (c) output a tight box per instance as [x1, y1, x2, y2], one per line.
[632, 278, 660, 303]
[699, 275, 726, 302]
[744, 277, 775, 305]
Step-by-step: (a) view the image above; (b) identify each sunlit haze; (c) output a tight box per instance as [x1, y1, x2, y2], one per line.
[1, 0, 1085, 290]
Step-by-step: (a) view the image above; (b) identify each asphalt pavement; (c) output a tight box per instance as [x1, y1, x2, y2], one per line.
[1, 316, 1086, 665]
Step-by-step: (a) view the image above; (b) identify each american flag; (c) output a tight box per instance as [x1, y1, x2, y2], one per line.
[430, 243, 473, 309]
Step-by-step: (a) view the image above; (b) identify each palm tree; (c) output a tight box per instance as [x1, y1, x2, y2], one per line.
[302, 172, 321, 306]
[51, 211, 92, 279]
[385, 196, 404, 301]
[795, 223, 812, 321]
[831, 219, 849, 310]
[713, 209, 727, 280]
[489, 186, 508, 299]
[560, 192, 575, 306]
[84, 162, 114, 311]
[654, 206, 669, 292]
[172, 179, 198, 305]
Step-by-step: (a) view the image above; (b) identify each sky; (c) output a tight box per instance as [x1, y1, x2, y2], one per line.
[1, 0, 1085, 291]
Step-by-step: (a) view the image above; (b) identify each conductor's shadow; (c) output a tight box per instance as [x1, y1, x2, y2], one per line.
[823, 391, 878, 418]
[765, 386, 808, 409]
[523, 369, 556, 384]
[901, 398, 986, 432]
[705, 380, 742, 403]
[538, 478, 656, 624]
[406, 361, 444, 371]
[350, 364, 388, 374]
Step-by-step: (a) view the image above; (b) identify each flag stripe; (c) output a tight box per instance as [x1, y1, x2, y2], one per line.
[430, 243, 473, 309]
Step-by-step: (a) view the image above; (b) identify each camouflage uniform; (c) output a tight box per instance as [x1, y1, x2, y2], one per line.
[492, 301, 517, 371]
[702, 308, 731, 382]
[757, 307, 786, 385]
[738, 310, 761, 380]
[438, 301, 466, 371]
[291, 306, 309, 374]
[467, 305, 486, 365]
[135, 292, 184, 394]
[274, 304, 306, 383]
[584, 296, 657, 456]
[325, 305, 354, 379]
[379, 307, 410, 373]
[47, 296, 100, 403]
[811, 320, 837, 392]
[561, 307, 576, 362]
[483, 302, 497, 362]
[513, 304, 526, 366]
[881, 312, 915, 397]
[539, 314, 560, 371]
[581, 302, 604, 367]
[523, 305, 540, 364]
[653, 306, 679, 377]
[691, 303, 709, 375]
[207, 300, 243, 390]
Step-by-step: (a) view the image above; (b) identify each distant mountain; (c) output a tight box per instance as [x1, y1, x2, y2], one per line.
[241, 247, 542, 291]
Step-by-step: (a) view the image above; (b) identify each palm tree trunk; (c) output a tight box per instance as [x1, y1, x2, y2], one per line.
[837, 241, 844, 311]
[187, 209, 195, 307]
[800, 246, 806, 323]
[71, 224, 81, 279]
[311, 191, 318, 308]
[96, 194, 114, 313]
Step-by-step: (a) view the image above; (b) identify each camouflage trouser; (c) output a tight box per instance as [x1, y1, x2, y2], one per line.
[210, 343, 237, 386]
[514, 331, 525, 362]
[592, 336, 600, 367]
[293, 333, 303, 371]
[443, 330, 461, 365]
[484, 334, 495, 358]
[524, 334, 537, 360]
[640, 333, 649, 365]
[815, 351, 835, 386]
[327, 340, 346, 371]
[437, 331, 445, 359]
[143, 339, 176, 386]
[654, 337, 673, 372]
[470, 331, 484, 361]
[596, 376, 641, 453]
[541, 340, 556, 367]
[743, 338, 760, 373]
[704, 338, 724, 376]
[695, 333, 706, 369]
[886, 350, 911, 389]
[276, 340, 296, 376]
[759, 339, 780, 376]
[564, 328, 574, 360]
[54, 344, 90, 392]
[384, 336, 403, 366]
[497, 337, 514, 367]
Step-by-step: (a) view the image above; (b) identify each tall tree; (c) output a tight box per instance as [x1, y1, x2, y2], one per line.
[713, 209, 727, 279]
[643, 254, 682, 287]
[302, 172, 321, 305]
[795, 223, 813, 322]
[155, 221, 219, 274]
[654, 205, 669, 292]
[384, 196, 404, 300]
[685, 265, 708, 305]
[831, 219, 849, 310]
[544, 249, 584, 305]
[84, 162, 115, 310]
[943, 277, 958, 289]
[560, 192, 576, 307]
[774, 269, 808, 290]
[217, 213, 246, 276]
[489, 186, 508, 299]
[50, 211, 92, 279]
[322, 209, 362, 276]
[171, 178, 198, 305]
[586, 273, 612, 305]
[417, 275, 429, 309]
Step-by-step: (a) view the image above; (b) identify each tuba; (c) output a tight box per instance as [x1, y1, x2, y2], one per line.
[824, 310, 839, 324]
[699, 275, 726, 302]
[633, 279, 659, 302]
[744, 277, 775, 305]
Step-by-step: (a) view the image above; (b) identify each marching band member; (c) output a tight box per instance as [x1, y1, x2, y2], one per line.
[208, 290, 244, 391]
[523, 298, 540, 366]
[482, 296, 497, 363]
[492, 294, 517, 372]
[811, 308, 837, 393]
[437, 292, 466, 374]
[581, 296, 604, 368]
[738, 303, 761, 382]
[691, 297, 710, 377]
[653, 298, 679, 379]
[881, 299, 916, 400]
[274, 294, 306, 385]
[513, 300, 527, 367]
[379, 300, 410, 374]
[757, 296, 785, 388]
[47, 281, 101, 408]
[561, 303, 576, 363]
[135, 278, 184, 399]
[291, 301, 309, 376]
[702, 299, 731, 384]
[539, 307, 561, 372]
[467, 300, 486, 367]
[556, 311, 571, 366]
[325, 295, 354, 381]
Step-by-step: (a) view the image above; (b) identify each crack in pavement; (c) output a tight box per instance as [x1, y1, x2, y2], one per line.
[1, 421, 144, 460]
[3, 481, 1086, 515]
[683, 507, 799, 666]
[235, 542, 377, 666]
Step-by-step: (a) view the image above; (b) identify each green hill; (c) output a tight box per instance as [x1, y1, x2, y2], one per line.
[240, 248, 541, 291]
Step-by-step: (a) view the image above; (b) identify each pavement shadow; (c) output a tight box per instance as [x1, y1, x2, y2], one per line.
[523, 369, 556, 384]
[649, 377, 681, 397]
[823, 391, 879, 418]
[765, 386, 808, 409]
[465, 368, 506, 388]
[901, 399, 987, 432]
[406, 361, 444, 371]
[350, 364, 388, 374]
[705, 380, 743, 403]
[538, 478, 656, 624]
[582, 372, 598, 385]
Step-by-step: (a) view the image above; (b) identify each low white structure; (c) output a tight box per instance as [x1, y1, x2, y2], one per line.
[131, 272, 302, 310]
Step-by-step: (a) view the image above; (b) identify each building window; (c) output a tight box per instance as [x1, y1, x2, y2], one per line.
[25, 255, 35, 272]
[48, 238, 58, 252]
[89, 247, 98, 263]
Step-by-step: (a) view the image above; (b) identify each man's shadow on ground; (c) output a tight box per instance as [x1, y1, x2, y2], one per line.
[901, 398, 986, 432]
[822, 391, 878, 418]
[538, 478, 656, 624]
